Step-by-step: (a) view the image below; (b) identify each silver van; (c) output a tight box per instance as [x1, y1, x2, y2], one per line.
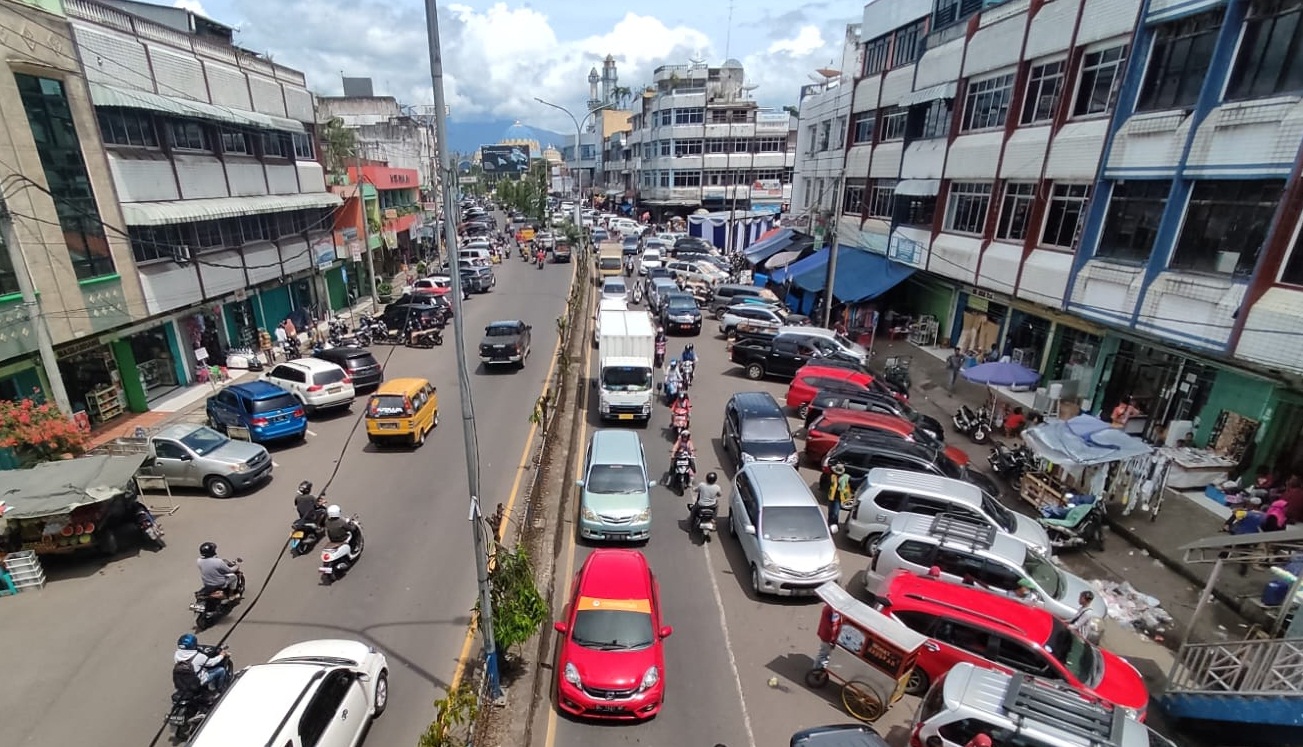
[576, 429, 655, 542]
[845, 468, 1051, 555]
[728, 462, 841, 596]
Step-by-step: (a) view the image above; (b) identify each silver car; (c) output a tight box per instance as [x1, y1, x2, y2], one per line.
[142, 423, 272, 498]
[728, 462, 841, 597]
[576, 429, 656, 541]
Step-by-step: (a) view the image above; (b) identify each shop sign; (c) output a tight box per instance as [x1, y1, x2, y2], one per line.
[384, 208, 398, 219]
[751, 203, 782, 215]
[966, 286, 996, 301]
[349, 241, 364, 262]
[887, 233, 925, 267]
[56, 336, 107, 359]
[750, 179, 783, 199]
[312, 236, 336, 269]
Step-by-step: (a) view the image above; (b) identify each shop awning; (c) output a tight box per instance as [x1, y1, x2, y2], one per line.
[896, 179, 941, 197]
[744, 228, 796, 263]
[121, 193, 343, 226]
[771, 245, 827, 284]
[89, 82, 305, 132]
[898, 82, 958, 107]
[789, 246, 916, 302]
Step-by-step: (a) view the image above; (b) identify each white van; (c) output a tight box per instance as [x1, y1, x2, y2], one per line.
[458, 248, 491, 267]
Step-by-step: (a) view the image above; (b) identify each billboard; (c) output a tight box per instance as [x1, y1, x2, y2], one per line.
[480, 145, 531, 175]
[751, 178, 784, 200]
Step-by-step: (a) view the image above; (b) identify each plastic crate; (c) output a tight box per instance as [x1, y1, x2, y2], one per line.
[4, 551, 46, 590]
[4, 552, 41, 573]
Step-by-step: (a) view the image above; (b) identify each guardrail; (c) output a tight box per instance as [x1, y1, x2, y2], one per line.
[1169, 637, 1303, 695]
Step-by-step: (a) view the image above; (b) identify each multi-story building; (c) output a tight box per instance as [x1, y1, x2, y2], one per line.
[316, 88, 437, 191]
[0, 0, 340, 434]
[625, 60, 798, 218]
[795, 0, 1303, 474]
[792, 24, 863, 217]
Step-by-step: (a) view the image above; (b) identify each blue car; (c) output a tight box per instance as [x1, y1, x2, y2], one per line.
[205, 381, 307, 443]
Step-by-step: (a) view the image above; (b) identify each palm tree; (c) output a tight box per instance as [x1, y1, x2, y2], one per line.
[320, 117, 356, 176]
[611, 85, 632, 109]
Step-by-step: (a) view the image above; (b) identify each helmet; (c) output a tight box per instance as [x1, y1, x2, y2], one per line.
[680, 429, 691, 439]
[706, 472, 718, 484]
[298, 480, 313, 495]
[685, 344, 694, 351]
[327, 504, 342, 519]
[177, 633, 198, 650]
[668, 359, 678, 368]
[199, 542, 217, 558]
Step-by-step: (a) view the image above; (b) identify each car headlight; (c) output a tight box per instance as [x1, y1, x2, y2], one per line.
[564, 662, 581, 686]
[599, 401, 610, 413]
[230, 462, 250, 473]
[581, 506, 598, 521]
[635, 508, 651, 522]
[639, 666, 660, 691]
[641, 403, 651, 414]
[741, 452, 756, 463]
[784, 452, 800, 465]
[761, 552, 779, 572]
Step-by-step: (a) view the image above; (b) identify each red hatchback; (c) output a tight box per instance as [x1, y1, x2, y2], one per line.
[785, 365, 895, 412]
[805, 410, 971, 467]
[554, 549, 673, 720]
[877, 571, 1149, 718]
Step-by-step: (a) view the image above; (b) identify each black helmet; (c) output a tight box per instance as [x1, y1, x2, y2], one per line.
[298, 480, 313, 495]
[199, 542, 217, 558]
[706, 472, 718, 484]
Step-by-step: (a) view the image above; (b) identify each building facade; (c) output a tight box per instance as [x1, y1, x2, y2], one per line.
[792, 23, 863, 217]
[795, 0, 1303, 474]
[315, 92, 437, 191]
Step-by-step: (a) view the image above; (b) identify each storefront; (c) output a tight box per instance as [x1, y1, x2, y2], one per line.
[0, 361, 44, 404]
[951, 291, 1006, 357]
[55, 339, 124, 425]
[224, 296, 259, 350]
[125, 323, 183, 401]
[1091, 338, 1219, 443]
[180, 309, 226, 370]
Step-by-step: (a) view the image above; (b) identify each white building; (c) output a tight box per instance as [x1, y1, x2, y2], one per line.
[316, 92, 437, 190]
[792, 24, 863, 218]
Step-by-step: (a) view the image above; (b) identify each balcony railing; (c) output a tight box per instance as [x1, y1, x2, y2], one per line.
[1169, 637, 1303, 696]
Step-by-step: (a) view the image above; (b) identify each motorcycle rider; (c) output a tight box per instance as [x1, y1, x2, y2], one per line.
[680, 344, 697, 385]
[654, 328, 667, 369]
[293, 480, 326, 529]
[324, 504, 359, 547]
[664, 360, 683, 403]
[670, 391, 692, 431]
[536, 247, 546, 267]
[196, 542, 241, 599]
[173, 633, 231, 693]
[670, 428, 697, 477]
[691, 472, 721, 526]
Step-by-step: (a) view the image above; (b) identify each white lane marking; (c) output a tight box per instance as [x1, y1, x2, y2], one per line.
[704, 542, 758, 747]
[306, 429, 317, 437]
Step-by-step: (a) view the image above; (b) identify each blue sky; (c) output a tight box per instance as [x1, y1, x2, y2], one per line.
[179, 0, 867, 128]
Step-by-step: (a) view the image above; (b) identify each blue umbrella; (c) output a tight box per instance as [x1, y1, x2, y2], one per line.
[960, 360, 1041, 387]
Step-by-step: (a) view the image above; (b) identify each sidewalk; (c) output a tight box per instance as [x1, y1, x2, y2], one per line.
[872, 336, 1274, 629]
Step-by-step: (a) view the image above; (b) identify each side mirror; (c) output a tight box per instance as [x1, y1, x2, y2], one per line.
[553, 621, 568, 635]
[743, 524, 756, 536]
[179, 453, 194, 462]
[659, 625, 674, 639]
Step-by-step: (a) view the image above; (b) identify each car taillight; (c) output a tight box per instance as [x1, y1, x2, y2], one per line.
[307, 384, 323, 392]
[292, 407, 305, 417]
[249, 417, 268, 426]
[342, 375, 352, 384]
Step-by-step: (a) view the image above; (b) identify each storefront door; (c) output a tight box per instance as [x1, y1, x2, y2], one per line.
[128, 324, 182, 401]
[225, 299, 258, 351]
[56, 343, 123, 424]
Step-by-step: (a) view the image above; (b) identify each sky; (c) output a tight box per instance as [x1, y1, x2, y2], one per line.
[178, 0, 867, 130]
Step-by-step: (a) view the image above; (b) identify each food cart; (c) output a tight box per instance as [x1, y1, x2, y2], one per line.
[804, 581, 927, 722]
[0, 454, 148, 557]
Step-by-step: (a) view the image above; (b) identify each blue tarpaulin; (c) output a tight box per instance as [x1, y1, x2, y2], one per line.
[744, 228, 797, 263]
[787, 246, 915, 302]
[771, 246, 826, 284]
[1023, 415, 1153, 467]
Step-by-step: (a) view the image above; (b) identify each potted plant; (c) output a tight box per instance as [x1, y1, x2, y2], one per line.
[376, 281, 393, 303]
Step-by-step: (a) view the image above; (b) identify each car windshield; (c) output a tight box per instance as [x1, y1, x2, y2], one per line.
[667, 298, 696, 311]
[643, 251, 661, 260]
[485, 324, 519, 337]
[603, 282, 625, 293]
[586, 464, 647, 494]
[180, 427, 229, 455]
[368, 394, 410, 417]
[1048, 620, 1099, 685]
[981, 495, 1017, 532]
[571, 609, 654, 651]
[761, 506, 829, 542]
[250, 394, 299, 414]
[602, 367, 652, 390]
[1022, 550, 1064, 597]
[740, 417, 790, 443]
[933, 456, 964, 480]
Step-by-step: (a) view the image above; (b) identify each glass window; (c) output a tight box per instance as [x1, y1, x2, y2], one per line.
[996, 182, 1036, 241]
[192, 220, 227, 251]
[909, 99, 953, 140]
[238, 214, 270, 243]
[756, 137, 785, 152]
[843, 181, 865, 215]
[15, 74, 115, 279]
[128, 225, 184, 264]
[674, 107, 704, 125]
[1172, 179, 1283, 276]
[831, 116, 846, 149]
[1230, 0, 1303, 100]
[659, 140, 672, 157]
[873, 490, 908, 512]
[672, 171, 701, 187]
[817, 121, 831, 151]
[992, 636, 1056, 677]
[863, 35, 891, 75]
[892, 20, 926, 68]
[167, 120, 210, 151]
[895, 540, 934, 565]
[933, 618, 991, 654]
[220, 130, 250, 155]
[1139, 10, 1223, 111]
[1021, 60, 1066, 125]
[759, 506, 829, 542]
[292, 132, 315, 160]
[945, 182, 992, 234]
[0, 231, 16, 295]
[1074, 45, 1129, 116]
[962, 73, 1015, 131]
[1097, 180, 1171, 262]
[868, 180, 896, 218]
[262, 131, 293, 159]
[1042, 183, 1091, 248]
[97, 108, 157, 147]
[892, 610, 936, 635]
[880, 107, 907, 141]
[851, 111, 875, 144]
[938, 719, 1005, 747]
[706, 138, 730, 154]
[570, 609, 655, 651]
[896, 195, 937, 226]
[674, 139, 703, 156]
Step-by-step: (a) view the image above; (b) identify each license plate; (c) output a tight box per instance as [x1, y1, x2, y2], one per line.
[318, 566, 333, 574]
[328, 386, 342, 393]
[272, 415, 288, 422]
[379, 422, 398, 430]
[607, 532, 630, 540]
[594, 705, 623, 713]
[291, 531, 304, 539]
[617, 414, 634, 420]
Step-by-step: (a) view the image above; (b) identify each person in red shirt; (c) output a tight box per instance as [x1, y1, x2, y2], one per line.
[1279, 476, 1303, 525]
[813, 604, 842, 670]
[1002, 407, 1027, 436]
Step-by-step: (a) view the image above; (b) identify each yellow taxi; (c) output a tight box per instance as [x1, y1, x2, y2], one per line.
[365, 377, 438, 447]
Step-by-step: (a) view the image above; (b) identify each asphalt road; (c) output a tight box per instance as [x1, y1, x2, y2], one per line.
[0, 246, 573, 746]
[541, 297, 1185, 747]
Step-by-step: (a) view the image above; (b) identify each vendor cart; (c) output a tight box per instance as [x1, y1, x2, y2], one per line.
[804, 582, 928, 722]
[0, 454, 149, 557]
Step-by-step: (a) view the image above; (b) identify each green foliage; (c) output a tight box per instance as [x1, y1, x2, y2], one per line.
[487, 547, 549, 655]
[417, 682, 479, 747]
[320, 117, 357, 175]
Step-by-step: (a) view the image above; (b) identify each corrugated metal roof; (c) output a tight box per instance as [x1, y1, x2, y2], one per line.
[88, 82, 306, 133]
[120, 193, 343, 226]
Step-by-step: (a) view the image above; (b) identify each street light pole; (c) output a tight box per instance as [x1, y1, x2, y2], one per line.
[535, 98, 610, 250]
[424, 0, 503, 702]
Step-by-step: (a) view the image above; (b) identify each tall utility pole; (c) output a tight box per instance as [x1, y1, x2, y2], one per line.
[535, 98, 609, 253]
[0, 194, 73, 415]
[354, 147, 379, 305]
[820, 174, 845, 328]
[425, 0, 503, 701]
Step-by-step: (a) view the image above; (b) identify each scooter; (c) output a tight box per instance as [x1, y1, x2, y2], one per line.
[319, 516, 364, 585]
[687, 503, 717, 542]
[988, 442, 1035, 482]
[167, 647, 232, 740]
[670, 407, 690, 439]
[669, 450, 694, 496]
[537, 253, 546, 269]
[190, 561, 245, 631]
[288, 520, 323, 557]
[883, 356, 912, 392]
[406, 319, 444, 348]
[953, 405, 991, 444]
[681, 358, 695, 388]
[1038, 494, 1105, 551]
[132, 500, 165, 550]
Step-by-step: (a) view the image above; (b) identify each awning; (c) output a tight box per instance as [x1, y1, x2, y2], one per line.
[121, 192, 343, 226]
[88, 82, 306, 132]
[789, 245, 916, 302]
[0, 454, 146, 520]
[743, 228, 796, 263]
[765, 249, 805, 269]
[896, 179, 941, 197]
[899, 82, 957, 107]
[771, 245, 826, 284]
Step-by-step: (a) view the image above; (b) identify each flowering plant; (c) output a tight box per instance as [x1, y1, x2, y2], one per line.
[0, 394, 87, 465]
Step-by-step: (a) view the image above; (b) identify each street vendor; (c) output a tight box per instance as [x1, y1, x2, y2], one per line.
[1110, 395, 1142, 427]
[813, 603, 842, 670]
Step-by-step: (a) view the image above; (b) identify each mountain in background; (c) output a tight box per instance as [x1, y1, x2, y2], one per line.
[445, 119, 568, 159]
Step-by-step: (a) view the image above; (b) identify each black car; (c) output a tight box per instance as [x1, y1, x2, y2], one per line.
[478, 320, 532, 368]
[790, 724, 890, 747]
[721, 391, 798, 466]
[660, 292, 702, 335]
[621, 237, 642, 256]
[804, 388, 944, 438]
[382, 299, 447, 330]
[312, 346, 384, 390]
[672, 236, 713, 256]
[817, 431, 1000, 499]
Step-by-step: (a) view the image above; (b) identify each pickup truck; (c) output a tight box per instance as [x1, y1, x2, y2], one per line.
[137, 422, 273, 498]
[552, 238, 573, 263]
[729, 333, 864, 381]
[479, 320, 532, 368]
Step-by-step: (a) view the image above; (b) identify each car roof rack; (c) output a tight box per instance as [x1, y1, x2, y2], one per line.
[927, 513, 996, 551]
[1002, 673, 1122, 747]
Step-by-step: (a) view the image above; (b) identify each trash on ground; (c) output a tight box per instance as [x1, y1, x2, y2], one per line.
[1092, 580, 1175, 636]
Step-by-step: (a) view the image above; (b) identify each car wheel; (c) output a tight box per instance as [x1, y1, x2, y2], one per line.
[728, 513, 737, 537]
[414, 427, 425, 447]
[205, 476, 234, 499]
[750, 564, 763, 593]
[798, 403, 809, 419]
[372, 669, 389, 716]
[745, 363, 764, 380]
[904, 667, 930, 697]
[860, 531, 883, 554]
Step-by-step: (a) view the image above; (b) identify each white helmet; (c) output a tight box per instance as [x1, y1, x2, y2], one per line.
[327, 504, 342, 519]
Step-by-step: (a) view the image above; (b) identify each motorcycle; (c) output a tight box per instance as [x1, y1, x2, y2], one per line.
[1038, 494, 1105, 551]
[662, 376, 680, 405]
[224, 347, 263, 371]
[989, 441, 1035, 482]
[537, 253, 546, 269]
[319, 516, 365, 584]
[680, 358, 695, 388]
[953, 404, 991, 444]
[883, 356, 912, 393]
[669, 450, 694, 496]
[190, 560, 245, 631]
[132, 500, 165, 550]
[283, 335, 302, 360]
[406, 319, 444, 348]
[687, 502, 717, 542]
[289, 520, 323, 557]
[167, 646, 232, 740]
[670, 407, 690, 438]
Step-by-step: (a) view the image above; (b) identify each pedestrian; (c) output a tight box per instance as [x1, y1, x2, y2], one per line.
[1068, 590, 1100, 642]
[826, 463, 851, 526]
[1110, 395, 1142, 428]
[1280, 476, 1303, 524]
[273, 322, 288, 360]
[945, 347, 965, 391]
[813, 603, 842, 670]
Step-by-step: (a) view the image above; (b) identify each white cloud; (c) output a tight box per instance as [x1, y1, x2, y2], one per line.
[766, 25, 825, 57]
[172, 0, 211, 17]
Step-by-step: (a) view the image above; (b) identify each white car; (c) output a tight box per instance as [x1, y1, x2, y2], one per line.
[600, 277, 628, 302]
[187, 639, 388, 747]
[639, 248, 663, 275]
[666, 259, 726, 287]
[264, 358, 355, 413]
[657, 232, 685, 245]
[719, 303, 790, 335]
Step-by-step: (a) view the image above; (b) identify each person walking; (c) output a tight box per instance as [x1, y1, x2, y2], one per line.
[826, 463, 851, 526]
[945, 347, 965, 391]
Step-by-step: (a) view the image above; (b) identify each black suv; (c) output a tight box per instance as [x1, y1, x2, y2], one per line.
[382, 296, 448, 330]
[660, 292, 702, 335]
[818, 431, 999, 499]
[720, 391, 798, 466]
[312, 346, 384, 390]
[804, 388, 944, 439]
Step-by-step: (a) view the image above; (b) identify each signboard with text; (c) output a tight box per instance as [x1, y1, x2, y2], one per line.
[312, 236, 336, 269]
[751, 179, 783, 200]
[480, 145, 531, 175]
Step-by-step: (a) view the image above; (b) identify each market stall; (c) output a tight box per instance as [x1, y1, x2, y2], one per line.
[0, 455, 147, 557]
[1018, 416, 1153, 513]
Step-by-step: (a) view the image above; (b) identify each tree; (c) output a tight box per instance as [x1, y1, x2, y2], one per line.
[486, 546, 548, 657]
[783, 105, 800, 118]
[0, 396, 87, 466]
[610, 85, 632, 109]
[320, 117, 357, 175]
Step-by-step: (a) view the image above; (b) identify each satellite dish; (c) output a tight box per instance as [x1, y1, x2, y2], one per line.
[816, 67, 841, 79]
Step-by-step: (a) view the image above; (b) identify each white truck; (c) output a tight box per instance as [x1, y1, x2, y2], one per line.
[597, 309, 656, 423]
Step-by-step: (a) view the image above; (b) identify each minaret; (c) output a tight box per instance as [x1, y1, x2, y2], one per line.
[586, 67, 600, 111]
[602, 54, 617, 106]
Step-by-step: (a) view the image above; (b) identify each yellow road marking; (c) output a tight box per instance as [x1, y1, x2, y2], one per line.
[449, 259, 575, 692]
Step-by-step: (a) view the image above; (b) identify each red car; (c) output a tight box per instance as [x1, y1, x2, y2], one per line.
[805, 410, 971, 467]
[784, 364, 897, 412]
[554, 549, 673, 720]
[876, 571, 1149, 718]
